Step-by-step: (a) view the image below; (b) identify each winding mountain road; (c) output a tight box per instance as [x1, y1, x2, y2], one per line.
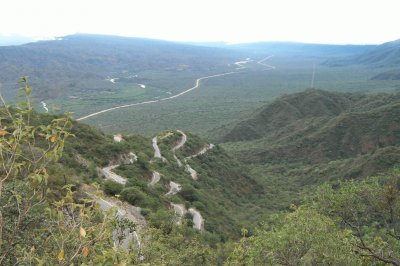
[172, 130, 186, 167]
[91, 58, 275, 233]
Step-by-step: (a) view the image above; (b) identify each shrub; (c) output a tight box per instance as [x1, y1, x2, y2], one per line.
[121, 186, 147, 205]
[103, 180, 124, 196]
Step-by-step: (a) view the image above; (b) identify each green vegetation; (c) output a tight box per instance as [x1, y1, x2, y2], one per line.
[1, 82, 264, 242]
[228, 171, 400, 265]
[105, 130, 263, 239]
[2, 79, 400, 265]
[0, 79, 130, 265]
[220, 89, 400, 216]
[2, 35, 400, 264]
[3, 34, 399, 137]
[0, 81, 237, 265]
[81, 60, 399, 136]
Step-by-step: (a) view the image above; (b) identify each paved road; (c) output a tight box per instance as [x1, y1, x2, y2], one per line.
[171, 203, 187, 216]
[173, 154, 183, 167]
[96, 197, 142, 249]
[152, 137, 162, 158]
[149, 171, 161, 186]
[165, 181, 182, 196]
[76, 69, 251, 121]
[186, 143, 215, 159]
[189, 208, 204, 230]
[185, 164, 198, 180]
[257, 55, 276, 69]
[172, 130, 187, 151]
[172, 130, 187, 167]
[101, 165, 127, 185]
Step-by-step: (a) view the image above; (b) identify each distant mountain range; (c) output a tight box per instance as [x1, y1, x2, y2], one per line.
[225, 41, 375, 58]
[2, 33, 399, 100]
[352, 39, 400, 66]
[0, 34, 244, 99]
[0, 34, 36, 46]
[323, 39, 400, 79]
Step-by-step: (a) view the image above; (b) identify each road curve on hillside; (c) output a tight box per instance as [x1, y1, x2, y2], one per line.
[81, 184, 145, 249]
[76, 57, 275, 121]
[186, 143, 215, 160]
[172, 130, 187, 151]
[149, 171, 161, 186]
[152, 137, 162, 158]
[185, 163, 198, 180]
[189, 208, 204, 230]
[96, 196, 143, 249]
[165, 181, 182, 196]
[101, 165, 127, 185]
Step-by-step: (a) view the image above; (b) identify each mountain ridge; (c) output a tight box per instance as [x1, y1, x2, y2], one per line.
[221, 88, 400, 172]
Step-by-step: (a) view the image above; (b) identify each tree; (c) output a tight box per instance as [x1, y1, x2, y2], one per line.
[313, 174, 400, 265]
[0, 78, 137, 265]
[226, 207, 361, 265]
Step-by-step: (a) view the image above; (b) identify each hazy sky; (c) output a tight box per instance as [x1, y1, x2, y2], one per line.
[1, 0, 399, 44]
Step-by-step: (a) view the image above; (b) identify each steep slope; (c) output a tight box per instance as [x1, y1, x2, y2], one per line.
[220, 89, 400, 211]
[222, 89, 400, 163]
[34, 115, 261, 240]
[220, 89, 363, 142]
[109, 131, 261, 239]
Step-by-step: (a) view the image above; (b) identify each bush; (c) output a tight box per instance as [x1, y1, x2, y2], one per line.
[120, 186, 147, 205]
[103, 180, 123, 196]
[180, 185, 200, 202]
[140, 208, 151, 217]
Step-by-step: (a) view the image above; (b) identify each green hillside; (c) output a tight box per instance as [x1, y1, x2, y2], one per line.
[36, 115, 261, 240]
[220, 89, 400, 211]
[353, 39, 400, 67]
[324, 39, 400, 81]
[372, 68, 400, 80]
[3, 83, 400, 265]
[324, 39, 400, 67]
